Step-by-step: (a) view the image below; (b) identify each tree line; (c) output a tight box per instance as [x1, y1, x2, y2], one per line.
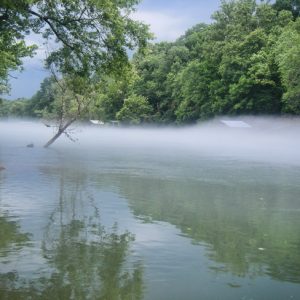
[1, 0, 300, 126]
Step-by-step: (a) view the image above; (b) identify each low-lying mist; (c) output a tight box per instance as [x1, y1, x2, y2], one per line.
[1, 117, 300, 166]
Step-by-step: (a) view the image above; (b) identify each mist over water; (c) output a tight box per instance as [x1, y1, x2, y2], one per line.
[1, 117, 300, 166]
[1, 117, 300, 300]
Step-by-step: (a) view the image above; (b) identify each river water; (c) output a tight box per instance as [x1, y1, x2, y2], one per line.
[0, 119, 300, 299]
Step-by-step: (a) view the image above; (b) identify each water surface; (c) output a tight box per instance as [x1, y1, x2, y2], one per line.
[0, 119, 300, 299]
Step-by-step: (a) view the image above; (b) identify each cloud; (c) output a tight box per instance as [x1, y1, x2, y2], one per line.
[23, 35, 47, 69]
[132, 10, 190, 41]
[131, 0, 220, 42]
[23, 33, 58, 69]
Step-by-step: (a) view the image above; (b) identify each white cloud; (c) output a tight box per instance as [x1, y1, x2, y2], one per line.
[132, 10, 190, 41]
[23, 33, 58, 69]
[23, 35, 47, 69]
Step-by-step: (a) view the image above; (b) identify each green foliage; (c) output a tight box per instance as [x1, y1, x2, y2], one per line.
[132, 42, 190, 122]
[129, 0, 297, 123]
[92, 66, 138, 121]
[275, 18, 300, 113]
[273, 0, 300, 19]
[0, 0, 37, 94]
[0, 76, 59, 118]
[42, 75, 96, 121]
[0, 98, 31, 117]
[0, 0, 151, 93]
[116, 94, 152, 124]
[174, 60, 214, 122]
[2, 0, 300, 123]
[26, 76, 56, 117]
[0, 99, 9, 116]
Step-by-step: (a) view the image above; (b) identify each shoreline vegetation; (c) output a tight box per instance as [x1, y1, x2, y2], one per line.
[1, 0, 300, 146]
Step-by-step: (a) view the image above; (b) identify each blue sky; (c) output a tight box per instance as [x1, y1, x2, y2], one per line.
[5, 0, 221, 100]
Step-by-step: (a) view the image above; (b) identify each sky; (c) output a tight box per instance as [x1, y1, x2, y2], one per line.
[4, 0, 221, 100]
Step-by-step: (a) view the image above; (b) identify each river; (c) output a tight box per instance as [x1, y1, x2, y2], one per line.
[0, 118, 300, 299]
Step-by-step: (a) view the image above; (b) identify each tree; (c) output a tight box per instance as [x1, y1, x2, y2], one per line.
[0, 97, 32, 117]
[1, 0, 150, 79]
[0, 0, 37, 94]
[275, 18, 300, 113]
[1, 0, 150, 146]
[27, 76, 56, 117]
[43, 74, 97, 148]
[0, 99, 9, 116]
[172, 0, 292, 121]
[3, 0, 300, 125]
[116, 94, 152, 125]
[91, 66, 138, 122]
[132, 42, 190, 122]
[273, 0, 300, 19]
[174, 60, 215, 122]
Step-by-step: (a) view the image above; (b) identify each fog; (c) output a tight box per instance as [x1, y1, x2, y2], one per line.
[1, 117, 300, 166]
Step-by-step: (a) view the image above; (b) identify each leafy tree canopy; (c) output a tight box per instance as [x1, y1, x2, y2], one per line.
[0, 0, 151, 93]
[275, 17, 300, 113]
[273, 0, 300, 19]
[3, 0, 300, 125]
[116, 94, 152, 124]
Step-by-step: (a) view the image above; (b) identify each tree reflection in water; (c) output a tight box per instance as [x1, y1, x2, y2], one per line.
[0, 215, 30, 254]
[0, 169, 143, 300]
[96, 171, 300, 284]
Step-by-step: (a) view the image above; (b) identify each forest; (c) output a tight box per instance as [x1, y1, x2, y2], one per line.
[1, 0, 300, 125]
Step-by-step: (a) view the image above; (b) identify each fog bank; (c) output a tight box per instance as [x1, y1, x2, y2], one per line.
[1, 117, 300, 166]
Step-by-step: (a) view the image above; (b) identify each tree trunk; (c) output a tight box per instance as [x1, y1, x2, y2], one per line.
[44, 119, 75, 148]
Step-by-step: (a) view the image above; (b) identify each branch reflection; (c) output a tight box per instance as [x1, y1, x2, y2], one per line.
[0, 168, 144, 300]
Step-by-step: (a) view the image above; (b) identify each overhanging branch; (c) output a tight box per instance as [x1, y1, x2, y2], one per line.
[27, 9, 75, 50]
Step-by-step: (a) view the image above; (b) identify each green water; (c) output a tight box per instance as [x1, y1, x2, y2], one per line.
[1, 125, 300, 299]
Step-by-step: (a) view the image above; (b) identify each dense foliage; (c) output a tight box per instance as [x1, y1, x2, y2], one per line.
[1, 0, 300, 124]
[0, 0, 150, 87]
[0, 0, 151, 146]
[127, 0, 300, 123]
